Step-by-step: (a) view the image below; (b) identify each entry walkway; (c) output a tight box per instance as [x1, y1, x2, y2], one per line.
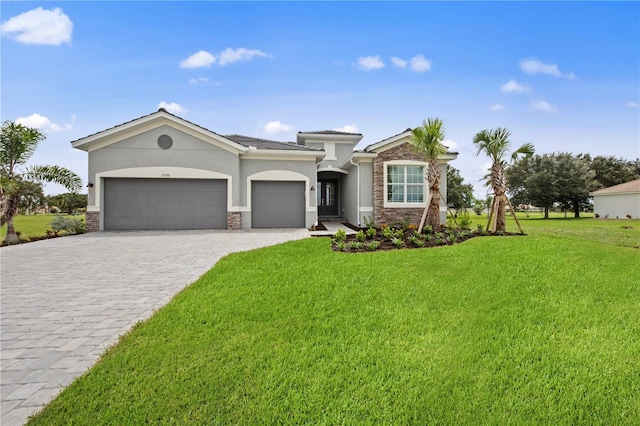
[309, 222, 356, 237]
[0, 229, 308, 425]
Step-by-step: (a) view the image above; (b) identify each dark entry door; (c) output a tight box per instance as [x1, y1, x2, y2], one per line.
[318, 179, 338, 216]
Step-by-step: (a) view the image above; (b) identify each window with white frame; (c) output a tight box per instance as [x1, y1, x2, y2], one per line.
[385, 163, 425, 206]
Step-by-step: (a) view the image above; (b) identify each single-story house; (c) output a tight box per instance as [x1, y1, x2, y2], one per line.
[590, 179, 640, 219]
[72, 109, 458, 231]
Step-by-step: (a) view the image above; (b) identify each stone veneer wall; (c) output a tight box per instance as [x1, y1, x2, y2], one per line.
[85, 211, 100, 232]
[227, 212, 242, 230]
[372, 142, 426, 226]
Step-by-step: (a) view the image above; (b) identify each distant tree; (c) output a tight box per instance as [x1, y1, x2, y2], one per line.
[47, 193, 87, 214]
[472, 198, 485, 215]
[446, 165, 474, 213]
[586, 155, 640, 189]
[1, 121, 81, 244]
[18, 181, 45, 215]
[473, 128, 534, 232]
[555, 153, 594, 218]
[507, 154, 557, 219]
[411, 118, 448, 229]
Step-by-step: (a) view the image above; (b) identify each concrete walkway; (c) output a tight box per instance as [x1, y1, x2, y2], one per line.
[0, 229, 308, 425]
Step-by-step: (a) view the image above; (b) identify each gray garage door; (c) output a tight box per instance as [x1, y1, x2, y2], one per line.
[104, 178, 227, 230]
[252, 181, 305, 228]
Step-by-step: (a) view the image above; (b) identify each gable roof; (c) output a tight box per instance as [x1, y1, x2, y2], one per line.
[362, 128, 458, 158]
[225, 134, 322, 151]
[71, 109, 248, 153]
[590, 179, 640, 195]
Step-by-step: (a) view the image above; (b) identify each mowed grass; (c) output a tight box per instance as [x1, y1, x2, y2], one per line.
[29, 217, 640, 424]
[0, 214, 84, 241]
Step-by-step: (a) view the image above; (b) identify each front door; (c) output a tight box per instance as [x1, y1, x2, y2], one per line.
[318, 179, 339, 216]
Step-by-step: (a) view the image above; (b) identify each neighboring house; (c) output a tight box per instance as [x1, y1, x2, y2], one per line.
[590, 179, 640, 219]
[72, 109, 458, 231]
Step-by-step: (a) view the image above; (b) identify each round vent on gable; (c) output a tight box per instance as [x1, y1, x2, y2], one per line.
[157, 134, 173, 149]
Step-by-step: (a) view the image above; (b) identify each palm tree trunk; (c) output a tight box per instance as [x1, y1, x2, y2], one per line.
[426, 159, 441, 228]
[496, 196, 507, 232]
[4, 216, 20, 244]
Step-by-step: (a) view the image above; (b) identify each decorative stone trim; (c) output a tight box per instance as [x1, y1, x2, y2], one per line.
[373, 142, 426, 226]
[227, 212, 241, 230]
[85, 211, 100, 232]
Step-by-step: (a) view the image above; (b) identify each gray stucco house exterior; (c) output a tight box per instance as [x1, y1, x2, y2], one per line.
[72, 109, 458, 231]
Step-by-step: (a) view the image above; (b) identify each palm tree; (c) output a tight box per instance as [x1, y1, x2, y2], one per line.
[411, 118, 448, 230]
[1, 121, 82, 244]
[472, 127, 534, 233]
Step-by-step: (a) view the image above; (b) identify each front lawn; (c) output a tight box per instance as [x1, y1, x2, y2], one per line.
[1, 214, 85, 242]
[29, 217, 640, 424]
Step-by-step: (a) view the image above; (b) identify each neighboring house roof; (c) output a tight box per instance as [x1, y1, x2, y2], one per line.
[298, 130, 363, 136]
[225, 134, 322, 152]
[590, 179, 640, 195]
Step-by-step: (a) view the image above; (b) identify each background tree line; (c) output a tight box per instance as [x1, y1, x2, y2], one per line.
[506, 154, 640, 218]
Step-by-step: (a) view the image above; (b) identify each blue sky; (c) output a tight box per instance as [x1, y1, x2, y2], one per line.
[2, 1, 638, 196]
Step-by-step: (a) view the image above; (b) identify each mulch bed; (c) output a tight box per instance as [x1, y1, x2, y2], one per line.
[329, 226, 524, 253]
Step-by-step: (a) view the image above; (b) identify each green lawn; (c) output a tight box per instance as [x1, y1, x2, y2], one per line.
[28, 216, 640, 424]
[1, 213, 85, 241]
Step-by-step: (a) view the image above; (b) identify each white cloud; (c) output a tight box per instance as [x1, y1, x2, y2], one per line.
[626, 101, 639, 109]
[264, 120, 294, 134]
[188, 77, 210, 84]
[180, 50, 216, 68]
[391, 57, 407, 69]
[357, 55, 385, 70]
[218, 47, 271, 66]
[16, 113, 72, 132]
[519, 59, 575, 79]
[530, 100, 558, 113]
[1, 7, 72, 46]
[410, 54, 431, 72]
[500, 79, 532, 94]
[334, 124, 359, 133]
[442, 139, 458, 150]
[489, 103, 506, 111]
[158, 101, 187, 115]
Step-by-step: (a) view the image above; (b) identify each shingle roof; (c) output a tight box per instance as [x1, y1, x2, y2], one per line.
[70, 108, 229, 144]
[591, 179, 640, 195]
[363, 128, 413, 151]
[298, 130, 362, 136]
[224, 134, 323, 151]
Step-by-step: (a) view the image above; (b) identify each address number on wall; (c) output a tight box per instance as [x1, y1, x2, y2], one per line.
[161, 174, 171, 177]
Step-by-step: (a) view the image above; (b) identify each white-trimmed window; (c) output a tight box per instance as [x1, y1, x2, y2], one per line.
[384, 161, 426, 207]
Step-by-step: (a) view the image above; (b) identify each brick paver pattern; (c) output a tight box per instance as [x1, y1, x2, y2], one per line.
[1, 229, 308, 425]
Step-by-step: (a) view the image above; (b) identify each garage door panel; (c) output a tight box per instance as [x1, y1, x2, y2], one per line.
[104, 178, 227, 230]
[252, 181, 305, 228]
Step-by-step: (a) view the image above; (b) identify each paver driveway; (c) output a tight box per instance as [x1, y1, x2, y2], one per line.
[1, 229, 308, 425]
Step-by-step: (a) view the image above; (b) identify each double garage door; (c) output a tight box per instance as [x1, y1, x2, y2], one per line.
[103, 178, 227, 230]
[103, 178, 305, 230]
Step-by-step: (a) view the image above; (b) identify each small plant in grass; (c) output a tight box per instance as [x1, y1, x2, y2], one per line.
[448, 234, 456, 244]
[434, 234, 444, 245]
[333, 229, 347, 243]
[422, 225, 432, 234]
[408, 234, 424, 247]
[355, 230, 366, 242]
[350, 241, 364, 251]
[458, 212, 472, 230]
[366, 227, 377, 239]
[366, 240, 380, 251]
[394, 229, 405, 239]
[335, 241, 346, 251]
[391, 237, 404, 248]
[50, 215, 85, 235]
[381, 227, 394, 240]
[363, 215, 375, 229]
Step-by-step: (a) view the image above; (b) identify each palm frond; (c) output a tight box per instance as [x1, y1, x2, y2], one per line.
[24, 165, 82, 193]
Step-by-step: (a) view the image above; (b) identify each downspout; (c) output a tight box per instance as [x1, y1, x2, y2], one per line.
[350, 158, 361, 227]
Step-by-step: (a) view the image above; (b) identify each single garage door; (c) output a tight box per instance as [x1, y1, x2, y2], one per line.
[252, 181, 305, 228]
[104, 178, 227, 230]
